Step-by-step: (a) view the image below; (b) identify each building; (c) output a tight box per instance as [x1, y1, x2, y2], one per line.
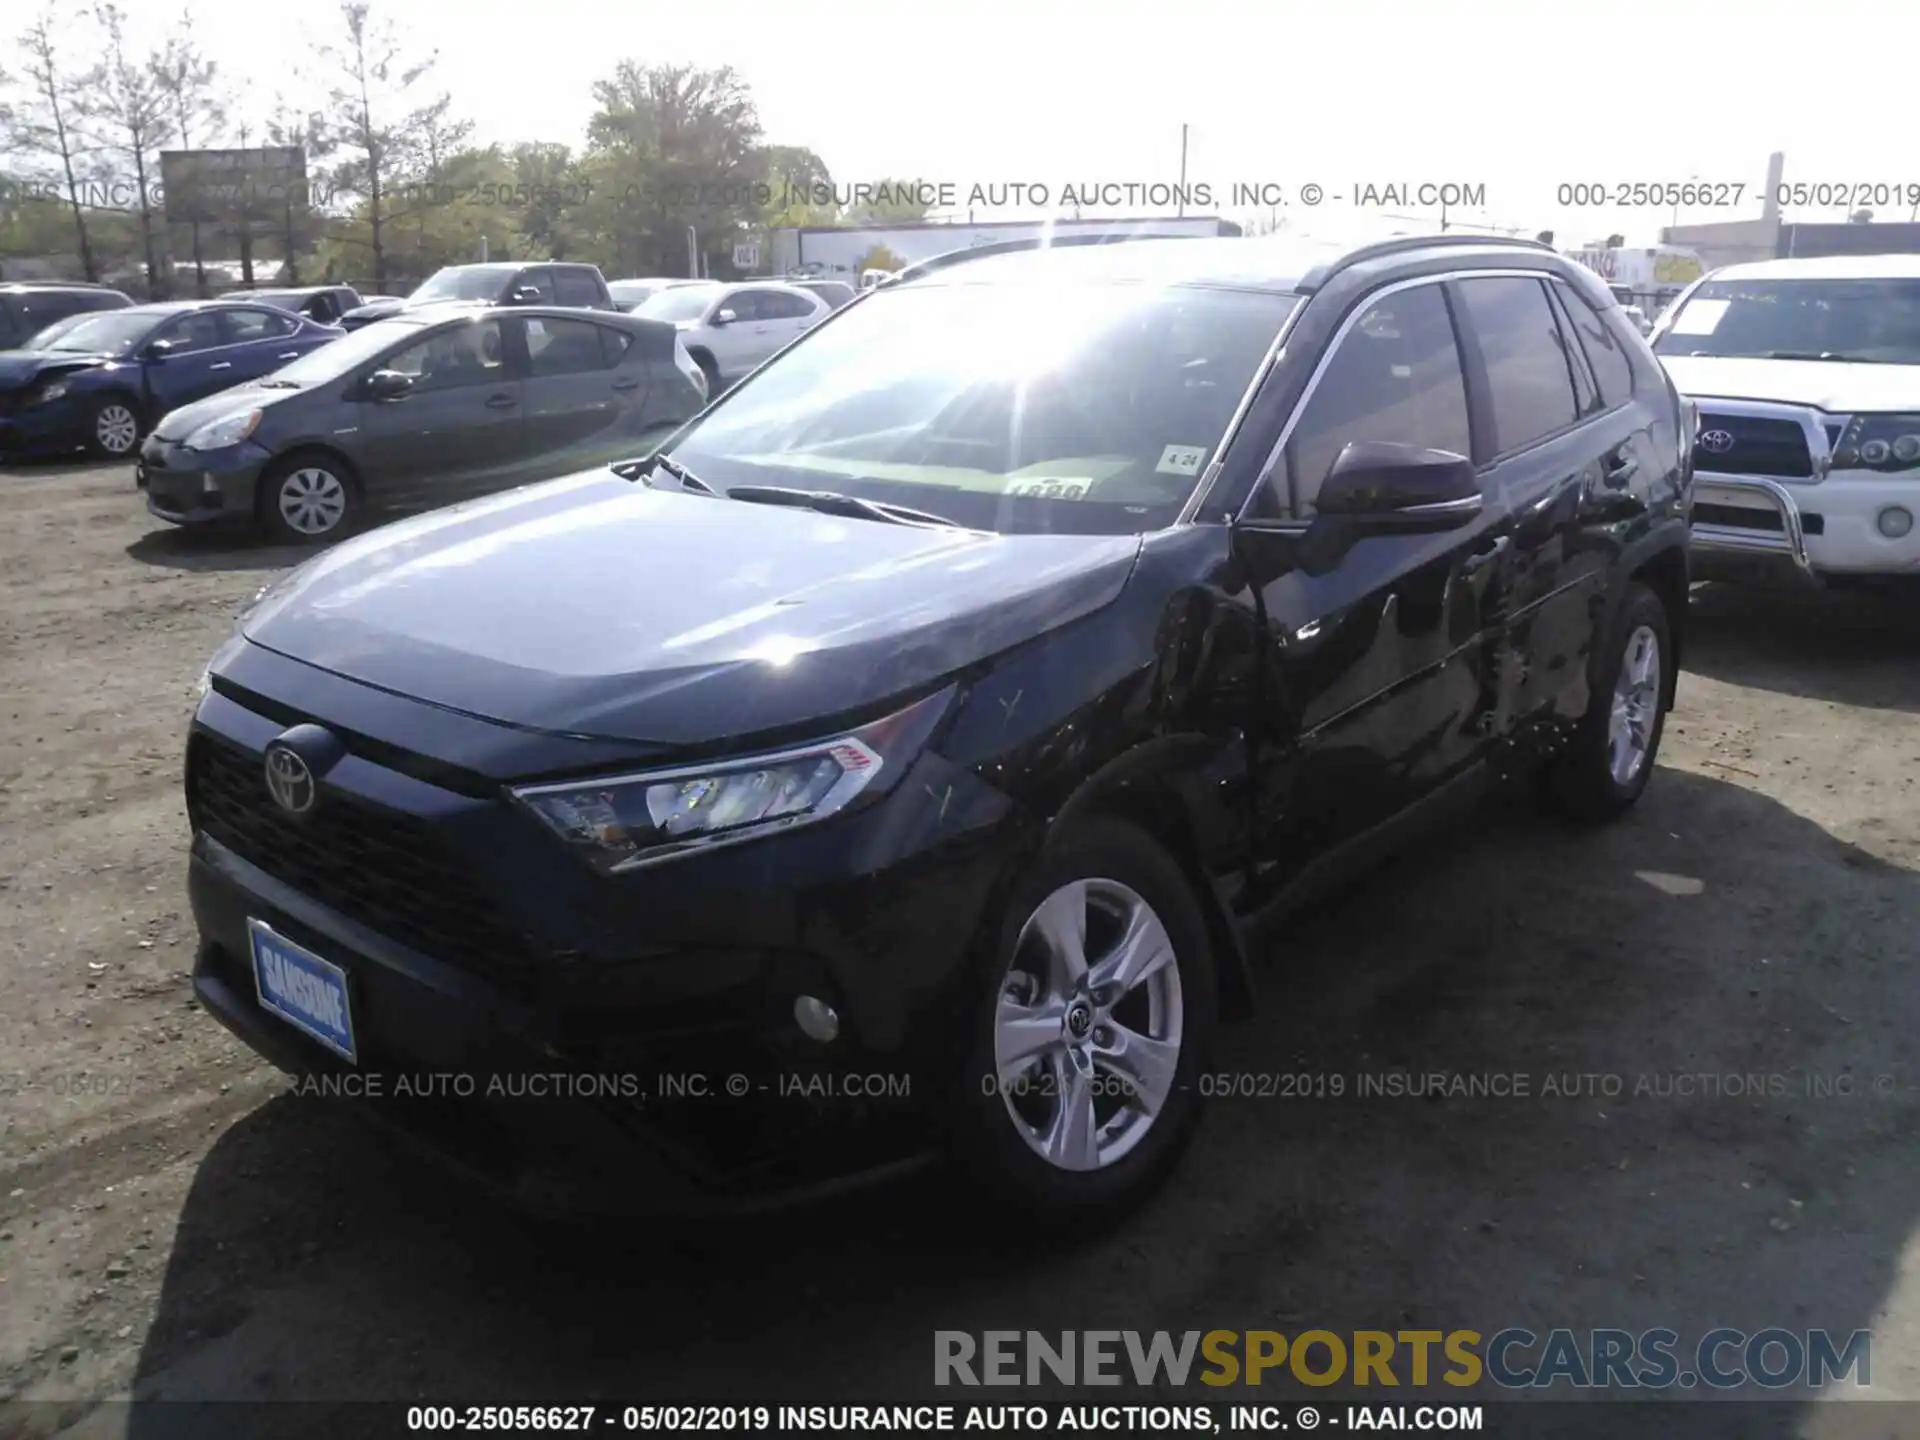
[1774, 221, 1920, 259]
[763, 215, 1244, 281]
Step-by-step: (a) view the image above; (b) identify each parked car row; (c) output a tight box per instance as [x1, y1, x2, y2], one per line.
[179, 232, 1696, 1222]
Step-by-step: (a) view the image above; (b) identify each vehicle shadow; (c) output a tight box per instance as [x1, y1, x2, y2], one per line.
[1684, 580, 1920, 716]
[123, 528, 321, 576]
[113, 766, 1917, 1438]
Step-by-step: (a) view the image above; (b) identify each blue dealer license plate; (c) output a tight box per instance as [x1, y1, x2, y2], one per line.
[249, 920, 357, 1064]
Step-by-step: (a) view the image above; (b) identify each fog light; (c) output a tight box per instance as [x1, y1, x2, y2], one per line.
[793, 995, 840, 1043]
[1878, 506, 1914, 539]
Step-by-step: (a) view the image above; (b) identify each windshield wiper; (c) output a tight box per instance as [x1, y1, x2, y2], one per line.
[724, 484, 962, 529]
[611, 451, 714, 493]
[1764, 350, 1892, 363]
[254, 378, 301, 389]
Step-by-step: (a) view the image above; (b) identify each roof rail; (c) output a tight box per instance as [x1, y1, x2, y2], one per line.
[1296, 232, 1555, 293]
[893, 230, 1196, 284]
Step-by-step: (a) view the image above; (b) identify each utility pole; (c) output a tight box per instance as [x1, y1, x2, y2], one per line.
[687, 225, 699, 278]
[1177, 124, 1188, 217]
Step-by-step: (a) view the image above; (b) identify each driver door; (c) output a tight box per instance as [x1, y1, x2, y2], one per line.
[1241, 280, 1513, 899]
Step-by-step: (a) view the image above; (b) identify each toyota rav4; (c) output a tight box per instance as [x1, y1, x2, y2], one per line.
[184, 234, 1693, 1222]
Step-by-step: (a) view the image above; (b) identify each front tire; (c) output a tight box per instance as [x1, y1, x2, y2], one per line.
[1545, 581, 1673, 822]
[257, 453, 357, 544]
[84, 396, 142, 460]
[951, 819, 1217, 1225]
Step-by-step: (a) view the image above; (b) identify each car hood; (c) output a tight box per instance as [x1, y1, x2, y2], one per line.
[152, 383, 299, 441]
[340, 297, 409, 321]
[0, 350, 111, 388]
[241, 471, 1144, 746]
[1660, 355, 1920, 414]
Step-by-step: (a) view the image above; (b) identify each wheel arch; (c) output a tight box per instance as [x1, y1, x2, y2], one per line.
[1625, 533, 1689, 710]
[263, 442, 366, 496]
[1050, 736, 1257, 1022]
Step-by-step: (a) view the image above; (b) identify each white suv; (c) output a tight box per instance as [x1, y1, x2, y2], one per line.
[1653, 254, 1920, 585]
[632, 281, 828, 393]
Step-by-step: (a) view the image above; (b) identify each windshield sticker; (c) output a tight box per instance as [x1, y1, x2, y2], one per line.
[1006, 478, 1092, 500]
[1156, 444, 1207, 477]
[1670, 299, 1730, 336]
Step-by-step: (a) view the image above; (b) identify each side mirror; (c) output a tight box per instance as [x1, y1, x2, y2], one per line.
[143, 338, 175, 361]
[509, 286, 543, 304]
[1313, 441, 1482, 529]
[711, 308, 737, 327]
[364, 369, 414, 401]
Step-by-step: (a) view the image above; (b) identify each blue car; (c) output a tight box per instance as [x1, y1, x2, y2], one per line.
[0, 301, 342, 460]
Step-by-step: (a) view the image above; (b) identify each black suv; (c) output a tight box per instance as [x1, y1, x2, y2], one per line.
[337, 262, 615, 330]
[184, 235, 1692, 1222]
[0, 282, 132, 350]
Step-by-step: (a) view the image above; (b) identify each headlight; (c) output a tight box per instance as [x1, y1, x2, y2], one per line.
[1831, 414, 1920, 473]
[513, 685, 956, 873]
[183, 407, 263, 452]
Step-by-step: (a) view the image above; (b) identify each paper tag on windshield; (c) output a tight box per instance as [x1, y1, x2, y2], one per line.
[1006, 478, 1091, 499]
[1157, 444, 1206, 476]
[1670, 299, 1729, 336]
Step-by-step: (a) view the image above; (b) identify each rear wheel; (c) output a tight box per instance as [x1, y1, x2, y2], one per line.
[951, 819, 1216, 1225]
[85, 396, 141, 459]
[1544, 582, 1673, 821]
[690, 349, 722, 397]
[258, 453, 358, 544]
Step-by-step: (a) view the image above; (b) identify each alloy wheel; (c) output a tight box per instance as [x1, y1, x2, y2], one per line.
[1608, 624, 1661, 786]
[993, 878, 1184, 1172]
[277, 468, 348, 537]
[95, 405, 138, 455]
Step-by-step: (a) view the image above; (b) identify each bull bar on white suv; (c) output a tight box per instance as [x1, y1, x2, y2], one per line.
[1688, 398, 1822, 582]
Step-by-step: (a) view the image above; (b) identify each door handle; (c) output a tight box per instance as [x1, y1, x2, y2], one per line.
[209, 362, 232, 371]
[277, 351, 299, 360]
[485, 393, 518, 409]
[1462, 534, 1510, 577]
[610, 377, 641, 391]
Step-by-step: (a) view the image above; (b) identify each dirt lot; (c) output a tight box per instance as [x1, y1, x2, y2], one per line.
[1, 459, 1918, 1438]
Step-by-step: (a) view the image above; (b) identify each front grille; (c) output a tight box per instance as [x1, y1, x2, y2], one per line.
[1696, 414, 1814, 478]
[1693, 503, 1825, 535]
[187, 732, 538, 982]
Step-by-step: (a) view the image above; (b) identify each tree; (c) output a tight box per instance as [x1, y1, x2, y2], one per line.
[583, 62, 764, 277]
[855, 242, 905, 275]
[755, 144, 838, 232]
[842, 177, 939, 226]
[511, 141, 584, 260]
[77, 3, 171, 298]
[318, 0, 451, 291]
[6, 9, 100, 280]
[261, 102, 335, 284]
[150, 6, 226, 295]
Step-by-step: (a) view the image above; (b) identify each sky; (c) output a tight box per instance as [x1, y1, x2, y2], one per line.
[99, 0, 1920, 248]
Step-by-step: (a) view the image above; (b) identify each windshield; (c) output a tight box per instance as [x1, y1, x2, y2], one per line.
[1655, 278, 1920, 363]
[267, 318, 429, 386]
[411, 267, 514, 303]
[44, 310, 159, 355]
[665, 279, 1297, 536]
[636, 285, 720, 322]
[25, 314, 93, 350]
[609, 281, 663, 305]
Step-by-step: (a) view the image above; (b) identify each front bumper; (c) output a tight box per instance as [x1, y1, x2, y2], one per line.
[184, 659, 1025, 1213]
[1690, 469, 1920, 582]
[0, 393, 86, 457]
[139, 435, 273, 526]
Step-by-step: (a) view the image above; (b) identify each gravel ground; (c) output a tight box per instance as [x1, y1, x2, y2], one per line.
[1, 460, 1918, 1439]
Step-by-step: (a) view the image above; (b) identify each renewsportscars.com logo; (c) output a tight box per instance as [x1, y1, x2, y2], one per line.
[934, 1328, 1872, 1391]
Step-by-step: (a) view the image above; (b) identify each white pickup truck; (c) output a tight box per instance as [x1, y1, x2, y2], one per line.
[1653, 254, 1920, 586]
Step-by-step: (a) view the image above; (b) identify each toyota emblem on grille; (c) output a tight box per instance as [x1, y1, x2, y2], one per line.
[1699, 428, 1736, 455]
[263, 743, 317, 816]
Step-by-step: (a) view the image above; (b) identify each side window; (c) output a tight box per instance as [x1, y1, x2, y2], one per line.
[1544, 285, 1599, 416]
[723, 291, 766, 322]
[761, 290, 814, 320]
[1553, 281, 1635, 408]
[512, 268, 556, 303]
[524, 316, 615, 377]
[600, 327, 634, 366]
[551, 268, 602, 307]
[1453, 277, 1579, 455]
[156, 311, 226, 355]
[383, 319, 507, 392]
[221, 308, 298, 344]
[0, 299, 20, 349]
[1279, 284, 1471, 517]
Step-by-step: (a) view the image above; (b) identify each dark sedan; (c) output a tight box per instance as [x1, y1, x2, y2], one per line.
[218, 285, 364, 326]
[0, 301, 342, 459]
[139, 303, 708, 542]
